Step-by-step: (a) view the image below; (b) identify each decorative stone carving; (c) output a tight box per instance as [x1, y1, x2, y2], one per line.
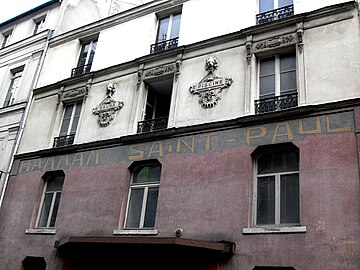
[189, 56, 233, 108]
[144, 64, 176, 80]
[297, 28, 304, 53]
[253, 34, 296, 53]
[57, 85, 89, 108]
[92, 83, 124, 127]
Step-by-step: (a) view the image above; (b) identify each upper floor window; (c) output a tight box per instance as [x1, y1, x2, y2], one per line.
[71, 39, 97, 77]
[3, 68, 23, 107]
[36, 171, 65, 228]
[124, 161, 161, 229]
[33, 16, 46, 35]
[1, 30, 12, 48]
[137, 78, 173, 133]
[150, 12, 181, 53]
[253, 144, 299, 226]
[53, 102, 82, 147]
[255, 52, 297, 113]
[257, 0, 294, 24]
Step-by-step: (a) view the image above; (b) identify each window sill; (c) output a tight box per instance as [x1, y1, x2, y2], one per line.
[242, 226, 306, 234]
[25, 228, 56, 235]
[113, 229, 158, 235]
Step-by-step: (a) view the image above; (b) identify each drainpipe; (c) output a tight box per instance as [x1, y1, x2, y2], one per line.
[0, 29, 54, 208]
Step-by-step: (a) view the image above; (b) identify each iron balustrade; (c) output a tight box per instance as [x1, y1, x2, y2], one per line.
[137, 117, 168, 133]
[150, 37, 179, 54]
[256, 5, 294, 24]
[53, 134, 75, 147]
[255, 92, 298, 114]
[71, 64, 92, 77]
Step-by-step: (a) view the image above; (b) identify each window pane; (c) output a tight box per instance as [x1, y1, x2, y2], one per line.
[38, 193, 53, 227]
[280, 54, 296, 71]
[257, 176, 275, 224]
[170, 13, 181, 39]
[280, 174, 299, 224]
[49, 193, 61, 227]
[279, 0, 293, 7]
[70, 103, 82, 134]
[78, 43, 90, 67]
[259, 0, 274, 13]
[258, 150, 298, 174]
[280, 71, 296, 93]
[156, 17, 169, 42]
[46, 176, 64, 192]
[125, 188, 144, 228]
[260, 75, 275, 97]
[134, 165, 161, 184]
[87, 41, 97, 65]
[143, 187, 159, 228]
[260, 57, 275, 76]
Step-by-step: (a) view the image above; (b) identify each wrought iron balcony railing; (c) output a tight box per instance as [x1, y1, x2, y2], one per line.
[256, 4, 294, 24]
[71, 64, 92, 77]
[150, 37, 179, 54]
[255, 92, 298, 114]
[137, 117, 168, 133]
[53, 134, 75, 147]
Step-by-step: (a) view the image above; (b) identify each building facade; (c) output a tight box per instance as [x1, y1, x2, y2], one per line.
[0, 0, 359, 269]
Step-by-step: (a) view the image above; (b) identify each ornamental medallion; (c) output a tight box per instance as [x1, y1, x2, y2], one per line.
[92, 83, 124, 127]
[189, 57, 233, 108]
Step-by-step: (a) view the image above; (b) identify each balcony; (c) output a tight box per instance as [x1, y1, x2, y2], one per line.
[150, 37, 178, 54]
[255, 92, 298, 114]
[256, 5, 294, 24]
[53, 134, 75, 147]
[137, 117, 168, 133]
[71, 64, 92, 77]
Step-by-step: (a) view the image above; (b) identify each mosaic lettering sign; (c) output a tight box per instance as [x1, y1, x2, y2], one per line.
[189, 57, 233, 108]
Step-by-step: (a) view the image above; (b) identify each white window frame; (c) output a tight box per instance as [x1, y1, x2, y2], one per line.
[78, 40, 97, 67]
[33, 16, 46, 35]
[124, 163, 161, 229]
[59, 102, 82, 137]
[1, 29, 12, 48]
[251, 146, 301, 228]
[3, 69, 23, 107]
[156, 12, 181, 42]
[35, 174, 64, 228]
[259, 0, 293, 13]
[258, 52, 297, 100]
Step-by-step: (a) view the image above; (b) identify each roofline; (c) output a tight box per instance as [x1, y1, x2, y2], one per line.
[0, 0, 61, 27]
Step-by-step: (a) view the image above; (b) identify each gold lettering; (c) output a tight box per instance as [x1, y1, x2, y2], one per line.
[86, 150, 100, 165]
[326, 115, 352, 133]
[299, 117, 321, 134]
[129, 144, 145, 161]
[19, 160, 31, 173]
[176, 137, 195, 153]
[57, 155, 69, 169]
[272, 122, 294, 142]
[72, 153, 83, 166]
[200, 133, 217, 151]
[31, 159, 42, 171]
[246, 126, 266, 145]
[148, 141, 164, 158]
[43, 157, 55, 171]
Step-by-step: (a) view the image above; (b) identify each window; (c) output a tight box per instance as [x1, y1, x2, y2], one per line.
[257, 0, 294, 24]
[33, 16, 46, 35]
[71, 39, 97, 77]
[150, 12, 181, 53]
[1, 30, 12, 48]
[53, 102, 82, 147]
[255, 52, 297, 113]
[125, 162, 161, 229]
[259, 0, 293, 13]
[3, 68, 23, 107]
[137, 78, 173, 133]
[254, 145, 299, 226]
[36, 172, 65, 228]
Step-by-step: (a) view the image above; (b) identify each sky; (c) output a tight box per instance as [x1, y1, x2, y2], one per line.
[0, 0, 49, 23]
